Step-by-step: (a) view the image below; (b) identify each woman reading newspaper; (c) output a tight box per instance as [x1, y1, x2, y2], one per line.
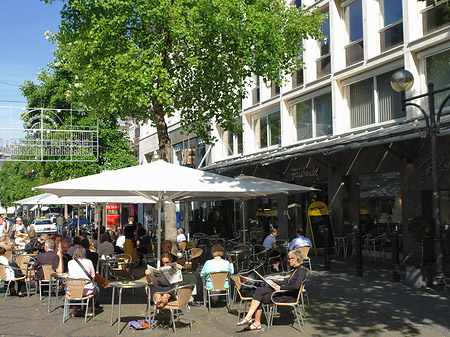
[145, 252, 183, 308]
[236, 249, 307, 331]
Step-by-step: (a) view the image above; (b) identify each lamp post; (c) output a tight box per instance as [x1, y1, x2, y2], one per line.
[391, 69, 450, 288]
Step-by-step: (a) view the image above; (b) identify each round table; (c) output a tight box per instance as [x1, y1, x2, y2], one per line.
[109, 281, 150, 335]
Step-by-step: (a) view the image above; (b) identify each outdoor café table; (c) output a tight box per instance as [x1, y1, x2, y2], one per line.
[109, 281, 150, 335]
[48, 273, 70, 313]
[99, 256, 118, 279]
[227, 249, 245, 272]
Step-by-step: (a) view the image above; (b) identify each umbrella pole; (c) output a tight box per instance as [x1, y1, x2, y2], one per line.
[157, 194, 162, 268]
[77, 207, 80, 237]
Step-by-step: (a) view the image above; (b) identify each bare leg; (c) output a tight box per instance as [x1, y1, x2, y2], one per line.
[241, 299, 261, 321]
[254, 309, 263, 326]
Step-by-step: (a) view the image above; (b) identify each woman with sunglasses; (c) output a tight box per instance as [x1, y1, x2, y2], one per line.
[236, 249, 307, 330]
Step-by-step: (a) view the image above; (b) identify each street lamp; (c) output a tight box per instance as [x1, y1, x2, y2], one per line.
[391, 69, 450, 288]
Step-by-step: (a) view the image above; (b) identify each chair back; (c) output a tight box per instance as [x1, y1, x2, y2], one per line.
[42, 264, 54, 281]
[231, 274, 244, 299]
[179, 241, 187, 253]
[5, 250, 12, 260]
[176, 284, 195, 308]
[209, 271, 228, 291]
[297, 246, 310, 259]
[65, 279, 89, 299]
[15, 255, 32, 270]
[0, 264, 8, 281]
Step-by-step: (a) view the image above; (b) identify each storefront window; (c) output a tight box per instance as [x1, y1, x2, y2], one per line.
[359, 172, 402, 234]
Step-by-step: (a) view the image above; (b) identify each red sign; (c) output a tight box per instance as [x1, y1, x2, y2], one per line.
[106, 204, 121, 230]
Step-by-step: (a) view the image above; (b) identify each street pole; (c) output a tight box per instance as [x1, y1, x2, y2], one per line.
[427, 83, 445, 288]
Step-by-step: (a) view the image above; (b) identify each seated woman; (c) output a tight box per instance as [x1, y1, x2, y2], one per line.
[200, 244, 234, 292]
[67, 246, 100, 316]
[0, 247, 27, 296]
[145, 252, 182, 309]
[236, 249, 307, 330]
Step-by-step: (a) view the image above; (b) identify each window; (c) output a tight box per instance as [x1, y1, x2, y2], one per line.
[222, 127, 243, 157]
[293, 93, 332, 141]
[271, 82, 280, 97]
[252, 75, 260, 105]
[293, 69, 304, 88]
[379, 0, 403, 52]
[423, 0, 450, 34]
[349, 69, 403, 128]
[426, 49, 450, 110]
[343, 0, 364, 66]
[317, 11, 331, 77]
[172, 137, 205, 168]
[254, 111, 281, 149]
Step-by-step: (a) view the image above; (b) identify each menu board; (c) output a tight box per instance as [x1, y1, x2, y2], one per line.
[306, 201, 335, 256]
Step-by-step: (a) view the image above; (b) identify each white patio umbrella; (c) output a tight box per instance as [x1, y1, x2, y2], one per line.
[35, 159, 285, 264]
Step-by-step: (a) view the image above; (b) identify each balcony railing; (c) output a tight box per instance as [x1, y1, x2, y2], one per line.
[380, 21, 403, 53]
[345, 39, 364, 67]
[316, 54, 331, 78]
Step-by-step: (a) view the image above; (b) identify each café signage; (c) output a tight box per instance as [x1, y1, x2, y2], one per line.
[291, 166, 319, 180]
[418, 154, 449, 183]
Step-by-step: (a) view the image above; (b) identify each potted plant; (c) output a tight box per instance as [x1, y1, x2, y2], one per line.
[405, 215, 435, 287]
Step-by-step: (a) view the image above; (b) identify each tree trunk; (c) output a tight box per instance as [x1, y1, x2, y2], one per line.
[153, 100, 177, 251]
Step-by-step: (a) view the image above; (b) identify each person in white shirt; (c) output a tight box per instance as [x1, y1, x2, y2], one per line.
[177, 228, 186, 245]
[289, 228, 312, 251]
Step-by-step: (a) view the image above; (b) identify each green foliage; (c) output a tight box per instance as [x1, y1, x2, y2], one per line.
[0, 63, 138, 206]
[45, 0, 324, 148]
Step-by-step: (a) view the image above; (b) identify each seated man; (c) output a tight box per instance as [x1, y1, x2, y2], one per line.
[53, 241, 71, 274]
[289, 228, 312, 250]
[98, 233, 115, 257]
[24, 230, 42, 254]
[162, 240, 185, 266]
[33, 239, 57, 281]
[177, 228, 187, 248]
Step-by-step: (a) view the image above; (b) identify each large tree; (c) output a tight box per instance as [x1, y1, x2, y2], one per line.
[43, 0, 323, 242]
[44, 0, 324, 161]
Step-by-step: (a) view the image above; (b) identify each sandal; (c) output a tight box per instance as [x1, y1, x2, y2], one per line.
[245, 323, 261, 331]
[236, 318, 253, 326]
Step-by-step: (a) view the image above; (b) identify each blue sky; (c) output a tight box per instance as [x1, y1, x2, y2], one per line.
[0, 0, 63, 127]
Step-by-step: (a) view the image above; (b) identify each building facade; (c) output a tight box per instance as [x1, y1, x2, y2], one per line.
[138, 0, 450, 261]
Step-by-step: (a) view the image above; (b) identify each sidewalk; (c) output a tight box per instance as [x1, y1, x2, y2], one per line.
[1, 258, 449, 336]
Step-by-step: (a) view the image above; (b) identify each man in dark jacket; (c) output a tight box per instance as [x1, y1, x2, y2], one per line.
[33, 239, 57, 281]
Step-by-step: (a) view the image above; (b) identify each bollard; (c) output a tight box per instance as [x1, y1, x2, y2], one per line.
[355, 230, 363, 276]
[323, 227, 331, 270]
[391, 230, 400, 282]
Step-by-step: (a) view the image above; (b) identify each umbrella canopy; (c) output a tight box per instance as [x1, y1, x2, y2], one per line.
[35, 159, 286, 264]
[236, 174, 319, 194]
[35, 160, 283, 200]
[15, 193, 155, 205]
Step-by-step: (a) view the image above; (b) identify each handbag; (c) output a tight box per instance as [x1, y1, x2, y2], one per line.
[74, 259, 95, 284]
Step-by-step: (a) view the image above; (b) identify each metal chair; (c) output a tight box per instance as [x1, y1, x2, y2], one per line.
[231, 275, 258, 323]
[202, 271, 231, 313]
[0, 264, 28, 301]
[37, 264, 55, 301]
[62, 279, 95, 323]
[266, 276, 308, 331]
[296, 246, 312, 271]
[367, 233, 387, 261]
[184, 248, 203, 271]
[151, 284, 195, 335]
[14, 255, 35, 297]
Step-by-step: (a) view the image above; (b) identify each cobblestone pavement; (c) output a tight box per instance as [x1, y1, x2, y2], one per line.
[1, 258, 450, 336]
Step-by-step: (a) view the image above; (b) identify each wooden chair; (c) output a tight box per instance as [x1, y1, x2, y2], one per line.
[63, 279, 95, 323]
[202, 271, 231, 313]
[296, 246, 312, 271]
[0, 264, 27, 301]
[5, 250, 12, 260]
[266, 276, 308, 331]
[151, 284, 195, 335]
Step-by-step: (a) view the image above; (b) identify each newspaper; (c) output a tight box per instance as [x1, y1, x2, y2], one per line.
[254, 269, 279, 290]
[147, 263, 183, 287]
